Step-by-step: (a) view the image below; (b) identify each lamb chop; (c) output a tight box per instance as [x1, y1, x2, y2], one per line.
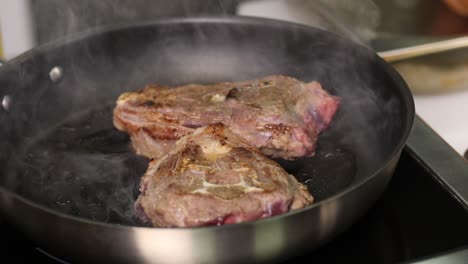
[114, 75, 339, 160]
[135, 123, 313, 227]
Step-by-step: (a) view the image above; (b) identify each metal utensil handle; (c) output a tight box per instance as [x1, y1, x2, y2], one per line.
[378, 36, 468, 63]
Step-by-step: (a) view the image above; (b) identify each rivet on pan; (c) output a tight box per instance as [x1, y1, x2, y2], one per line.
[49, 66, 63, 82]
[2, 95, 12, 112]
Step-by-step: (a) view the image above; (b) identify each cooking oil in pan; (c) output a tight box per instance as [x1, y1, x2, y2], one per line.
[6, 105, 356, 225]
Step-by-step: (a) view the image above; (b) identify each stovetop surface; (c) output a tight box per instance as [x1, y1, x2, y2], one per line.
[2, 147, 468, 264]
[289, 149, 468, 263]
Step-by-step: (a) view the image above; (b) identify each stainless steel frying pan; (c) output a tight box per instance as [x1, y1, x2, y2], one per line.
[0, 16, 414, 263]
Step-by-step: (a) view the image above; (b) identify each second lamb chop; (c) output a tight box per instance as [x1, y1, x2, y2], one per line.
[135, 123, 314, 227]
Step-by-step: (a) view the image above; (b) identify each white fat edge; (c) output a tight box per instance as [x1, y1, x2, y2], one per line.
[234, 167, 264, 186]
[211, 93, 226, 102]
[198, 138, 232, 161]
[193, 126, 207, 135]
[116, 99, 128, 106]
[190, 174, 264, 194]
[251, 176, 264, 187]
[191, 188, 210, 195]
[243, 185, 265, 192]
[116, 92, 135, 103]
[232, 167, 249, 172]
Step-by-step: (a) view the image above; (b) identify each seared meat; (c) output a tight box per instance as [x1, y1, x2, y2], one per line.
[135, 124, 313, 227]
[114, 75, 339, 160]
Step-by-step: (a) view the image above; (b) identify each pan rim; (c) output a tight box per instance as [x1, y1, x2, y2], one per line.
[0, 15, 415, 231]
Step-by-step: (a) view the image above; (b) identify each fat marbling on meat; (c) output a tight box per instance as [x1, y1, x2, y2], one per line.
[135, 123, 314, 227]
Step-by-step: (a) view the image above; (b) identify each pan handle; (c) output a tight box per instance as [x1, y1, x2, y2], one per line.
[378, 36, 468, 63]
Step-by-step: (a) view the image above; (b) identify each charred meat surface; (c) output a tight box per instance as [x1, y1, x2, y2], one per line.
[135, 124, 314, 227]
[113, 75, 339, 159]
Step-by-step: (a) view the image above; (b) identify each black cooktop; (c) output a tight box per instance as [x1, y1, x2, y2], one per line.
[2, 117, 468, 263]
[289, 150, 468, 263]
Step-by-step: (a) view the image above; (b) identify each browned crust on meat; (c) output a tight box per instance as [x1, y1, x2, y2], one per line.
[135, 124, 314, 227]
[113, 75, 339, 160]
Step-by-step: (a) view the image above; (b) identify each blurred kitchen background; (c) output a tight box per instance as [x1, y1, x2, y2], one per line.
[0, 0, 467, 158]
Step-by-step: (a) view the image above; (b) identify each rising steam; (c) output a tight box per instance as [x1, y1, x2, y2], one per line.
[0, 1, 406, 227]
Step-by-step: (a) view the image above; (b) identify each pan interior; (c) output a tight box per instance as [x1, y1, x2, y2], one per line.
[6, 103, 356, 225]
[0, 18, 408, 226]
